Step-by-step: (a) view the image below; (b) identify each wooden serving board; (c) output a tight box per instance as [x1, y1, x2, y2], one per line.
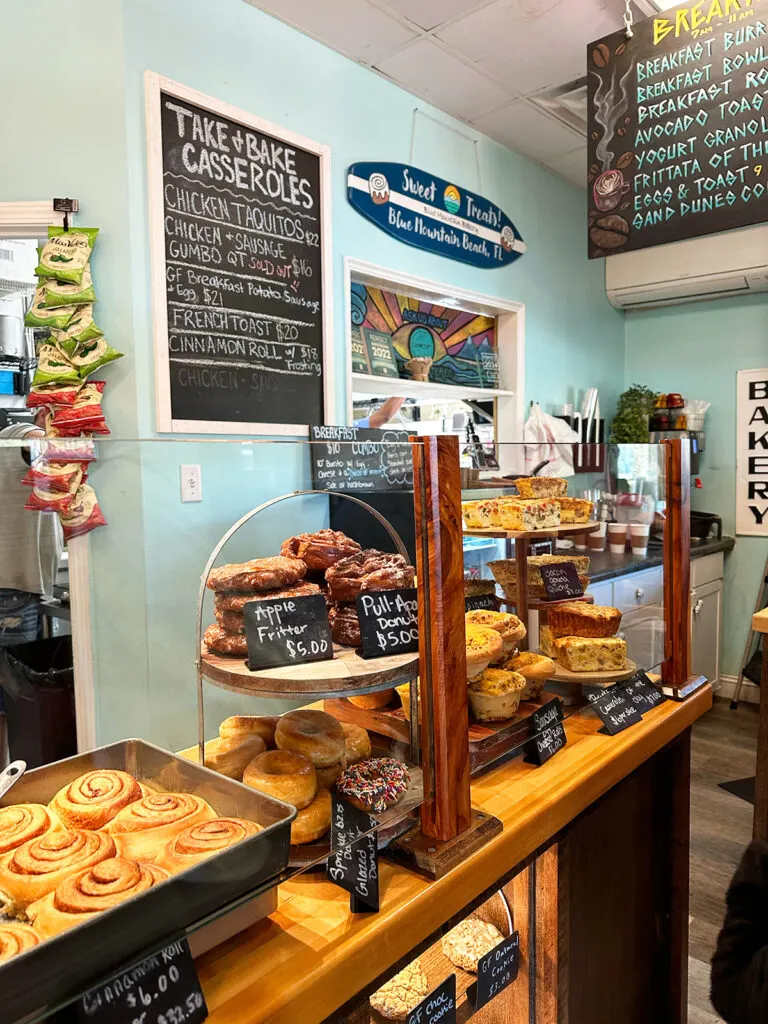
[200, 643, 418, 699]
[549, 657, 637, 686]
[462, 522, 599, 540]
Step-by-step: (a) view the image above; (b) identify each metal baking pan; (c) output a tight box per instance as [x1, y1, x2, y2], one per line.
[0, 739, 296, 1024]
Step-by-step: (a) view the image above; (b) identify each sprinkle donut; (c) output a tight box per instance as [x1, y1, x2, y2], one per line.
[335, 758, 410, 814]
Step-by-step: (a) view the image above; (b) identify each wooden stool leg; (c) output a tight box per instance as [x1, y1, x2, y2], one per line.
[754, 642, 768, 841]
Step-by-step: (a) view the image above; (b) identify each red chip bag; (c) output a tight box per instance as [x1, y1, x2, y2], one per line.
[50, 381, 106, 434]
[40, 415, 98, 463]
[24, 485, 76, 514]
[26, 383, 82, 409]
[58, 484, 107, 540]
[21, 461, 84, 494]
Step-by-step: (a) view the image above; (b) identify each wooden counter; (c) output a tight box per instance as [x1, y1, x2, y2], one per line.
[196, 685, 712, 1024]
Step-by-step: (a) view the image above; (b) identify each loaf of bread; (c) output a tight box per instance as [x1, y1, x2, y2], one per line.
[514, 477, 568, 498]
[489, 555, 589, 601]
[555, 497, 594, 524]
[553, 636, 627, 672]
[547, 602, 622, 639]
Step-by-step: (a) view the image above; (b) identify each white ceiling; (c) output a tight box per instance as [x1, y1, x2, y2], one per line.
[246, 0, 653, 188]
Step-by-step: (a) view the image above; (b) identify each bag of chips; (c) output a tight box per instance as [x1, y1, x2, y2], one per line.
[50, 304, 102, 346]
[26, 382, 82, 408]
[43, 264, 96, 307]
[32, 343, 81, 387]
[24, 283, 77, 330]
[22, 461, 84, 494]
[50, 381, 106, 434]
[35, 226, 98, 285]
[58, 335, 123, 379]
[24, 484, 77, 514]
[40, 433, 97, 464]
[58, 484, 107, 541]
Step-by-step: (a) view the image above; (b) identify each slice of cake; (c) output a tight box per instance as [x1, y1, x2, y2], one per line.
[553, 636, 627, 672]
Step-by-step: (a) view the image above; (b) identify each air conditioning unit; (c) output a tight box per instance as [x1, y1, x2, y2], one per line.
[605, 223, 768, 311]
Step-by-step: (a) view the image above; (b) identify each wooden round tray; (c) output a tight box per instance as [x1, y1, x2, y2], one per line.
[548, 657, 637, 686]
[463, 522, 600, 539]
[201, 643, 418, 699]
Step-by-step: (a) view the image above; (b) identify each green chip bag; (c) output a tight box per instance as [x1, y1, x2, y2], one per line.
[44, 265, 96, 307]
[57, 335, 123, 379]
[50, 305, 102, 346]
[32, 343, 81, 387]
[35, 226, 98, 285]
[24, 283, 77, 330]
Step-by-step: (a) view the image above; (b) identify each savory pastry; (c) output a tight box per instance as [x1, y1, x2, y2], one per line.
[395, 681, 420, 722]
[243, 750, 317, 809]
[468, 669, 527, 722]
[0, 922, 41, 962]
[206, 556, 306, 593]
[275, 710, 346, 769]
[203, 624, 248, 657]
[315, 759, 347, 790]
[325, 550, 415, 603]
[335, 758, 410, 814]
[514, 476, 568, 498]
[0, 804, 60, 856]
[213, 607, 246, 634]
[553, 636, 627, 672]
[369, 960, 429, 1020]
[501, 651, 556, 700]
[555, 496, 594, 524]
[280, 529, 361, 571]
[465, 624, 504, 679]
[214, 581, 321, 612]
[539, 624, 556, 658]
[441, 916, 504, 971]
[489, 555, 590, 601]
[347, 689, 395, 710]
[462, 500, 495, 529]
[464, 578, 497, 598]
[465, 609, 526, 653]
[341, 723, 371, 765]
[27, 858, 168, 939]
[155, 818, 260, 875]
[290, 787, 332, 844]
[328, 603, 361, 647]
[547, 602, 622, 639]
[49, 769, 143, 830]
[0, 828, 116, 912]
[489, 497, 561, 532]
[205, 734, 266, 780]
[107, 793, 216, 863]
[220, 714, 279, 748]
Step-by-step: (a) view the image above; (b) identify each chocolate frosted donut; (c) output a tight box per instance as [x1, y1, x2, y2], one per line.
[214, 581, 321, 613]
[328, 603, 361, 648]
[206, 556, 306, 593]
[325, 549, 415, 603]
[280, 530, 361, 571]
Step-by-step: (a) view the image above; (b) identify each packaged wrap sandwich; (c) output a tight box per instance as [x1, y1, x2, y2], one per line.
[35, 226, 98, 285]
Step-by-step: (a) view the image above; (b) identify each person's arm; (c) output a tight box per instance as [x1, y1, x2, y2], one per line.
[711, 839, 768, 1023]
[367, 396, 405, 430]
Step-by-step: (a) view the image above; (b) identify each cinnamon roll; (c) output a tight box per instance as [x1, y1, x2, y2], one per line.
[107, 793, 215, 862]
[28, 858, 168, 939]
[155, 818, 261, 875]
[0, 923, 41, 962]
[0, 804, 60, 856]
[49, 769, 143, 830]
[0, 828, 116, 912]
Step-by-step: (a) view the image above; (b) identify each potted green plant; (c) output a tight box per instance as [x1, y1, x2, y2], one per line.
[610, 384, 658, 443]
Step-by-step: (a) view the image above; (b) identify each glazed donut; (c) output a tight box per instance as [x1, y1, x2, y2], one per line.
[214, 581, 321, 613]
[275, 710, 346, 769]
[280, 530, 361, 571]
[347, 689, 395, 711]
[328, 603, 361, 647]
[290, 788, 331, 845]
[342, 723, 371, 765]
[325, 550, 415, 603]
[203, 625, 247, 657]
[315, 758, 346, 789]
[206, 556, 306, 593]
[220, 715, 278, 748]
[243, 750, 317, 810]
[336, 758, 410, 814]
[205, 734, 266, 780]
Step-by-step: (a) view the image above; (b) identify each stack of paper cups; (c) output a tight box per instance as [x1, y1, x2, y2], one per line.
[607, 522, 628, 553]
[630, 523, 650, 555]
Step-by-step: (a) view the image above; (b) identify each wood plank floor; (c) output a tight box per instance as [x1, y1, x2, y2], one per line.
[689, 697, 759, 1023]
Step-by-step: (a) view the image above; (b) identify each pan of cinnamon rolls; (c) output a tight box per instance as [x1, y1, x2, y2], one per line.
[0, 738, 296, 1022]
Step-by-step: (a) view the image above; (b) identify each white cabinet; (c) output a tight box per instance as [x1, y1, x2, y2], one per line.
[691, 578, 722, 686]
[613, 567, 664, 612]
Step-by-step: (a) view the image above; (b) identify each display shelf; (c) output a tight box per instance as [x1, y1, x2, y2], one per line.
[200, 644, 418, 699]
[462, 523, 599, 540]
[352, 371, 514, 402]
[548, 657, 637, 686]
[500, 594, 595, 611]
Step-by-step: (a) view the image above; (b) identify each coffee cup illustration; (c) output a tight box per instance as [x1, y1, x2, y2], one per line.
[593, 169, 630, 212]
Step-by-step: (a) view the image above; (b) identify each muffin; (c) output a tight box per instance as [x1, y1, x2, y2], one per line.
[499, 651, 556, 700]
[465, 610, 526, 654]
[465, 625, 504, 680]
[468, 669, 526, 722]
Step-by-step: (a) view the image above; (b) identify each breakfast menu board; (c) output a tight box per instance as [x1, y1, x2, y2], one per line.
[587, 1, 768, 258]
[310, 426, 414, 491]
[147, 74, 329, 432]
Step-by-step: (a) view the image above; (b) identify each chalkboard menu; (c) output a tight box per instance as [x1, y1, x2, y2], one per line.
[465, 592, 499, 612]
[147, 75, 329, 432]
[310, 426, 414, 492]
[357, 587, 419, 659]
[590, 687, 643, 735]
[243, 594, 333, 670]
[467, 932, 520, 1011]
[407, 974, 457, 1024]
[327, 793, 379, 912]
[539, 563, 584, 601]
[587, 4, 768, 258]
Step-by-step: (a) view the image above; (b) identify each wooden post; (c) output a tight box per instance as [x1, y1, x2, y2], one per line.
[411, 435, 472, 841]
[752, 608, 768, 840]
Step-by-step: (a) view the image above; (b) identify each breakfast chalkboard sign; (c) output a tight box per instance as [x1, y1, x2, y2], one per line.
[146, 74, 330, 433]
[587, 2, 768, 258]
[310, 425, 414, 492]
[357, 587, 419, 659]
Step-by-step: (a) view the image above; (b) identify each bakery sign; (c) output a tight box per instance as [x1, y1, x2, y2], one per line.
[736, 368, 768, 536]
[347, 162, 526, 269]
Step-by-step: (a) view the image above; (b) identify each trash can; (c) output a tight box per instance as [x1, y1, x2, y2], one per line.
[0, 636, 76, 768]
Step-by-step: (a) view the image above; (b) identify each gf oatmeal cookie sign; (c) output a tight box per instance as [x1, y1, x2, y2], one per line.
[146, 73, 331, 433]
[588, 0, 768, 259]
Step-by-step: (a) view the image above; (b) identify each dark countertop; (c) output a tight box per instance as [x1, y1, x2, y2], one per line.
[585, 536, 735, 583]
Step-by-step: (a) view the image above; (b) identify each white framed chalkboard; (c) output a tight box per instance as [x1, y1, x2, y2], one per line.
[145, 73, 333, 434]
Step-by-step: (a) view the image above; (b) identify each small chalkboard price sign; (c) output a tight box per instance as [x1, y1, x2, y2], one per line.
[406, 973, 456, 1024]
[465, 592, 498, 612]
[467, 932, 520, 1012]
[244, 594, 332, 671]
[357, 587, 418, 660]
[78, 939, 207, 1024]
[538, 563, 584, 602]
[327, 793, 379, 913]
[623, 671, 667, 712]
[591, 688, 643, 735]
[525, 698, 567, 766]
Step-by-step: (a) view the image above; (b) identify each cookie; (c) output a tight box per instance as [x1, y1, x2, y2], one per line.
[369, 960, 429, 1020]
[441, 917, 504, 972]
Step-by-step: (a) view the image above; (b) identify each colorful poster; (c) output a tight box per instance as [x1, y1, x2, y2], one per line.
[350, 324, 371, 374]
[363, 329, 399, 377]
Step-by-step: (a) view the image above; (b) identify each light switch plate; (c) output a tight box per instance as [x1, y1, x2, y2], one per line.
[181, 464, 202, 502]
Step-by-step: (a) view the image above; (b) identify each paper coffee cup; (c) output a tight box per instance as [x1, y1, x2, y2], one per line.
[607, 523, 628, 553]
[587, 522, 606, 551]
[630, 523, 650, 554]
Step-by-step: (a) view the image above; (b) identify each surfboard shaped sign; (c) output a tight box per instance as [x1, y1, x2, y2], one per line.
[347, 162, 526, 270]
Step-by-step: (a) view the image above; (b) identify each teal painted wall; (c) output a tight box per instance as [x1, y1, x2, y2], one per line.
[625, 297, 768, 680]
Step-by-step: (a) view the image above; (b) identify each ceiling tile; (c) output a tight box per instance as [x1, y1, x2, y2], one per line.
[547, 146, 587, 188]
[437, 0, 626, 96]
[471, 100, 583, 161]
[375, 39, 511, 121]
[381, 0, 492, 31]
[251, 0, 417, 65]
